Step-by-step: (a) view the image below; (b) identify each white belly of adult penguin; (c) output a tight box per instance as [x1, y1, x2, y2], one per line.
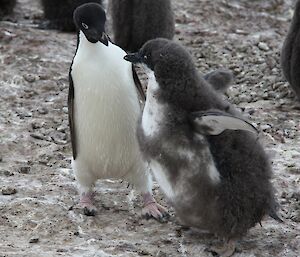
[68, 3, 167, 219]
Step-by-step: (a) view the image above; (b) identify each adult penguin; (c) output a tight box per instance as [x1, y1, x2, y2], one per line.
[69, 3, 167, 220]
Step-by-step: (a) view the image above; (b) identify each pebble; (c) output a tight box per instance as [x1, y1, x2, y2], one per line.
[37, 107, 49, 115]
[2, 170, 14, 176]
[31, 122, 43, 130]
[23, 74, 36, 83]
[29, 237, 39, 243]
[260, 124, 272, 131]
[258, 42, 270, 51]
[30, 133, 51, 142]
[62, 107, 68, 114]
[57, 124, 68, 133]
[291, 210, 300, 222]
[39, 74, 50, 80]
[19, 166, 31, 174]
[2, 187, 17, 195]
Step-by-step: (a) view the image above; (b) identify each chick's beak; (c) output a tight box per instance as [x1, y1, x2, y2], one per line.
[124, 53, 142, 63]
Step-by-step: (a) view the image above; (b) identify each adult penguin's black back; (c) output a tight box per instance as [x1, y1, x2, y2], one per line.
[40, 0, 103, 32]
[281, 0, 300, 100]
[110, 0, 174, 52]
[0, 0, 16, 19]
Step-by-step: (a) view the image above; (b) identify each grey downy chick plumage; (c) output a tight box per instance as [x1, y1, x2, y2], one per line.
[110, 0, 174, 52]
[281, 0, 300, 100]
[124, 38, 281, 255]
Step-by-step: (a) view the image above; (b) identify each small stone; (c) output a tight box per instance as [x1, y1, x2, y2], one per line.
[31, 122, 42, 129]
[290, 210, 300, 222]
[289, 168, 300, 174]
[39, 74, 50, 80]
[156, 251, 167, 257]
[56, 249, 67, 253]
[175, 227, 182, 237]
[258, 42, 269, 51]
[138, 250, 151, 256]
[291, 192, 300, 201]
[260, 124, 272, 131]
[23, 74, 36, 83]
[19, 166, 31, 174]
[57, 124, 68, 132]
[62, 107, 68, 114]
[37, 107, 49, 115]
[2, 187, 17, 195]
[29, 237, 39, 243]
[2, 170, 14, 176]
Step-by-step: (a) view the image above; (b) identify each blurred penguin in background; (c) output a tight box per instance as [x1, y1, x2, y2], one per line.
[110, 0, 174, 52]
[40, 0, 103, 32]
[281, 0, 300, 100]
[0, 0, 16, 19]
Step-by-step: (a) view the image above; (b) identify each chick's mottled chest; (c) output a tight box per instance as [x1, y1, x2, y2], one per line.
[141, 72, 166, 138]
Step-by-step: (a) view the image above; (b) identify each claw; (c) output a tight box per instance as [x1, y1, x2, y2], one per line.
[83, 206, 97, 216]
[209, 240, 236, 257]
[79, 192, 97, 216]
[142, 192, 169, 222]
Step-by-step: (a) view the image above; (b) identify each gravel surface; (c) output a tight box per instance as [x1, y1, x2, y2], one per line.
[0, 0, 299, 256]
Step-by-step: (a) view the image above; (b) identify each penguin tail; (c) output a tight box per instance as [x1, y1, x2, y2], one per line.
[269, 209, 283, 223]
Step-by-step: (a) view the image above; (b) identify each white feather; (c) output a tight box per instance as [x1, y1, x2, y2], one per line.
[142, 69, 165, 137]
[71, 32, 146, 189]
[149, 160, 175, 199]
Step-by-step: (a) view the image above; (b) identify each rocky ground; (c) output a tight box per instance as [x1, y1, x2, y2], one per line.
[0, 0, 299, 256]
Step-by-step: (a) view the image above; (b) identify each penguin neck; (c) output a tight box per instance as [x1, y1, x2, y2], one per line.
[77, 31, 109, 56]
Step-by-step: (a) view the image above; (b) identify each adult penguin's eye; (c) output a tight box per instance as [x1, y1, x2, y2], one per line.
[82, 23, 89, 29]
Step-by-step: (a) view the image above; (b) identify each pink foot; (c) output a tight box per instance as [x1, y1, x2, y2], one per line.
[79, 192, 97, 216]
[142, 192, 169, 222]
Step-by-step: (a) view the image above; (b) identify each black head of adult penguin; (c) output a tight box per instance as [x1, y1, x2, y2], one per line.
[73, 3, 108, 45]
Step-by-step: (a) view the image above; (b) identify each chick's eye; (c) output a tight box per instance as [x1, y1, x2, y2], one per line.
[82, 23, 89, 29]
[144, 55, 148, 60]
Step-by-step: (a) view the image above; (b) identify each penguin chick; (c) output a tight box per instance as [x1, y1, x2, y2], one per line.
[0, 0, 16, 19]
[110, 0, 174, 52]
[40, 0, 103, 32]
[124, 39, 281, 256]
[69, 3, 167, 220]
[281, 0, 300, 100]
[204, 69, 233, 93]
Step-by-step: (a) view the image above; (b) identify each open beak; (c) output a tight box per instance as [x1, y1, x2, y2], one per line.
[124, 53, 142, 63]
[99, 32, 109, 46]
